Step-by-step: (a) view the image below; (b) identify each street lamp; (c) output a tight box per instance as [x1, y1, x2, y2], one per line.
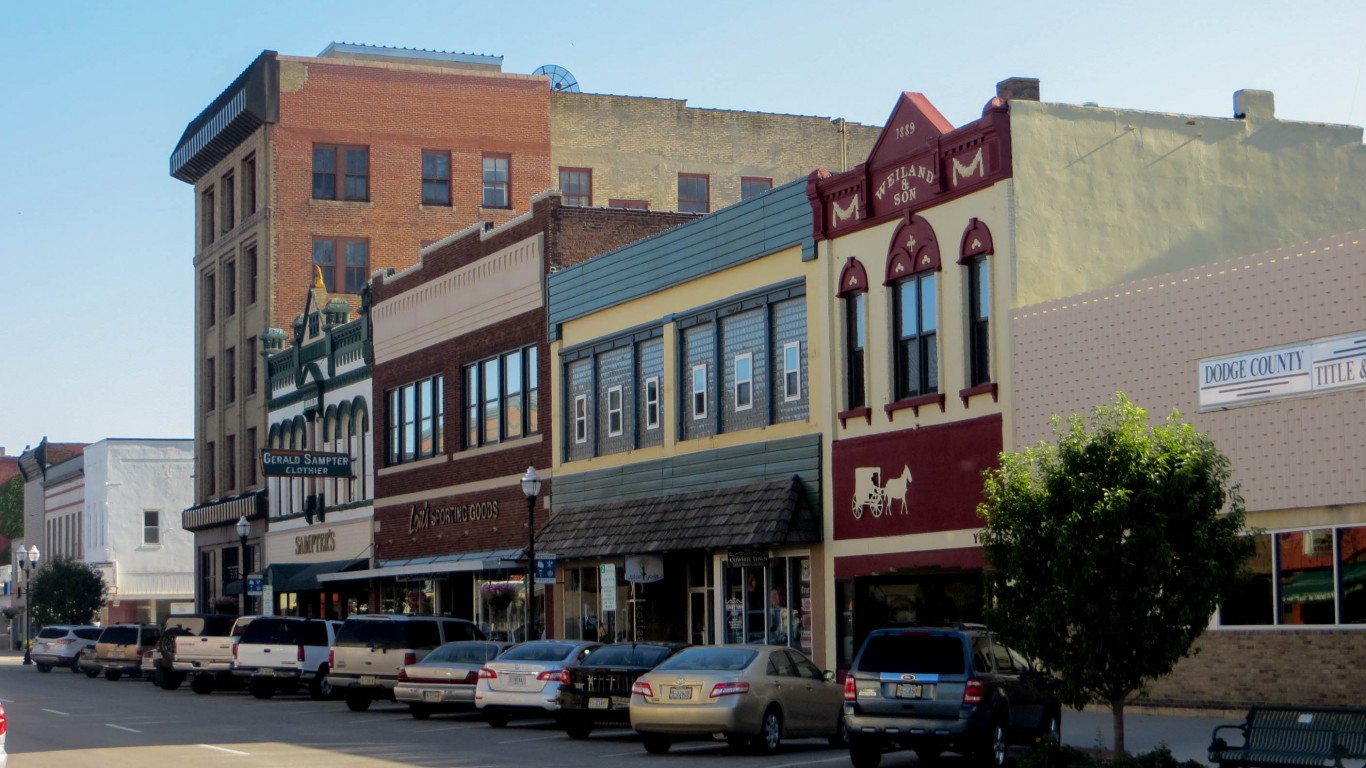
[519, 467, 542, 641]
[20, 545, 40, 665]
[236, 515, 250, 616]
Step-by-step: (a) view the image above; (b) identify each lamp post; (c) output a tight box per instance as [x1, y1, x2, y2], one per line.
[236, 515, 250, 616]
[20, 545, 40, 665]
[519, 467, 542, 641]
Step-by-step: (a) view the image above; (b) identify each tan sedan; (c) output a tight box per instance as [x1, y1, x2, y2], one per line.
[629, 645, 845, 755]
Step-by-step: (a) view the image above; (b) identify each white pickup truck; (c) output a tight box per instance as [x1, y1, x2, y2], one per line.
[172, 615, 256, 694]
[232, 616, 342, 700]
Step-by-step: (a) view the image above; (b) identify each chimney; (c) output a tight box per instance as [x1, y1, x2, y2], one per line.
[1233, 89, 1274, 121]
[996, 77, 1040, 102]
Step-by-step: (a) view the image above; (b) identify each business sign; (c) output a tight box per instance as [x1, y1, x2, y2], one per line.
[600, 564, 617, 611]
[260, 450, 352, 478]
[624, 555, 664, 584]
[247, 573, 263, 597]
[535, 557, 556, 581]
[1198, 330, 1366, 409]
[725, 548, 769, 568]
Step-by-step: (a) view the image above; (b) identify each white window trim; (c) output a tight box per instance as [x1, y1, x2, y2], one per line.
[734, 353, 754, 411]
[606, 386, 624, 437]
[691, 364, 708, 420]
[783, 341, 801, 402]
[143, 509, 162, 547]
[644, 376, 660, 430]
[574, 395, 588, 444]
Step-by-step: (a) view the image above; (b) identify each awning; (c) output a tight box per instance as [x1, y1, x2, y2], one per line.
[316, 548, 525, 583]
[265, 559, 369, 592]
[536, 475, 819, 559]
[182, 489, 267, 532]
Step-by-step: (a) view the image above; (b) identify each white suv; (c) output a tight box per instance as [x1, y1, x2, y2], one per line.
[232, 617, 342, 700]
[31, 625, 103, 673]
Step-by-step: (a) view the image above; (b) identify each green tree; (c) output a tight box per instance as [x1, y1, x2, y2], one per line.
[29, 556, 105, 627]
[0, 476, 24, 561]
[977, 393, 1253, 755]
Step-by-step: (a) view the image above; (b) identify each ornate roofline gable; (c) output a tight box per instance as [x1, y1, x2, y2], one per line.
[885, 214, 941, 284]
[865, 92, 954, 170]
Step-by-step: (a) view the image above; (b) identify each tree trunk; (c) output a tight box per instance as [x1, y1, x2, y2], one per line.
[1110, 696, 1127, 756]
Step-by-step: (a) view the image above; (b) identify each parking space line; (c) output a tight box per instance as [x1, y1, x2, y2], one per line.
[107, 724, 142, 733]
[199, 744, 250, 756]
[497, 734, 567, 744]
[41, 709, 69, 716]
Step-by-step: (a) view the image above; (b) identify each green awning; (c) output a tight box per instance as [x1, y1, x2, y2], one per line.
[264, 559, 368, 593]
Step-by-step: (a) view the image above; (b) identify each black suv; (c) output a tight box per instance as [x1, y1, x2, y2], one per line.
[555, 642, 688, 739]
[843, 625, 1060, 768]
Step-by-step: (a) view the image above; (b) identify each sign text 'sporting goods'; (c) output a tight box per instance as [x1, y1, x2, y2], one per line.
[260, 450, 352, 478]
[408, 499, 499, 534]
[1198, 331, 1366, 409]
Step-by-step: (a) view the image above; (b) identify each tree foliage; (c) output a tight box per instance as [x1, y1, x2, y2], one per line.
[978, 393, 1254, 754]
[0, 475, 24, 553]
[29, 556, 105, 627]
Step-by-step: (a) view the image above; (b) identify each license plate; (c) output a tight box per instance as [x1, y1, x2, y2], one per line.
[506, 673, 528, 686]
[895, 683, 922, 699]
[423, 690, 443, 703]
[258, 668, 275, 677]
[588, 697, 610, 710]
[359, 675, 377, 686]
[668, 686, 693, 700]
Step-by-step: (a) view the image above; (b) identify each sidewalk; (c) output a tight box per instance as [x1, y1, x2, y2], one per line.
[1064, 706, 1231, 765]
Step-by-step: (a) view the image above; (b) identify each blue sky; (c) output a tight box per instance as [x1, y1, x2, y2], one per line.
[2, 0, 1364, 453]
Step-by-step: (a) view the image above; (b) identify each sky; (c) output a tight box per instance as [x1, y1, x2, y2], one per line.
[2, 0, 1365, 454]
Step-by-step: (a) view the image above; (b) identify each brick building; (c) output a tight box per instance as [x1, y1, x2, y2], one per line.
[169, 43, 878, 610]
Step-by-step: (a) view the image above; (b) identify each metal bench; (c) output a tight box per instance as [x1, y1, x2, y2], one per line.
[1209, 706, 1366, 768]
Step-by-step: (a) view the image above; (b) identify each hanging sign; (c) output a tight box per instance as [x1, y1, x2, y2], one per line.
[725, 548, 769, 568]
[624, 555, 664, 584]
[600, 563, 618, 611]
[260, 450, 352, 478]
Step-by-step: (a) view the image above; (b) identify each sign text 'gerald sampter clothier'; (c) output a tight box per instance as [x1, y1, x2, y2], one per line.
[260, 450, 353, 478]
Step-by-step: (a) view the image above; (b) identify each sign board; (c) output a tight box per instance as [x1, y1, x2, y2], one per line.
[535, 557, 556, 581]
[247, 573, 263, 597]
[725, 548, 769, 568]
[600, 564, 617, 611]
[1198, 330, 1366, 410]
[260, 449, 352, 478]
[624, 555, 664, 583]
[261, 585, 274, 616]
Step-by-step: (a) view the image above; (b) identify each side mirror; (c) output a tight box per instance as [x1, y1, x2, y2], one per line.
[823, 670, 836, 681]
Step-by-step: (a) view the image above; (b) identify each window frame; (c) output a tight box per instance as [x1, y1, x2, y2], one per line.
[200, 186, 215, 247]
[204, 271, 216, 328]
[246, 245, 259, 305]
[482, 153, 511, 209]
[691, 364, 709, 420]
[733, 353, 754, 411]
[845, 293, 866, 409]
[421, 149, 452, 206]
[312, 237, 370, 295]
[225, 347, 236, 405]
[386, 375, 445, 465]
[559, 167, 593, 207]
[242, 153, 257, 216]
[463, 347, 539, 449]
[574, 394, 588, 444]
[606, 386, 624, 436]
[678, 173, 710, 213]
[967, 256, 991, 386]
[206, 356, 216, 411]
[644, 376, 661, 430]
[143, 510, 161, 546]
[313, 144, 370, 202]
[220, 170, 235, 233]
[783, 341, 801, 401]
[225, 259, 237, 317]
[741, 176, 772, 201]
[893, 272, 939, 399]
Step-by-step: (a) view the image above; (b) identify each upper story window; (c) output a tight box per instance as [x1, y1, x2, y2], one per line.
[741, 177, 772, 201]
[225, 347, 236, 404]
[387, 375, 444, 465]
[205, 441, 216, 497]
[836, 258, 869, 411]
[783, 342, 801, 401]
[225, 434, 237, 490]
[960, 218, 995, 387]
[574, 395, 588, 444]
[313, 237, 369, 294]
[225, 259, 237, 317]
[482, 153, 511, 208]
[464, 346, 538, 448]
[733, 354, 754, 411]
[206, 356, 216, 411]
[200, 187, 215, 248]
[678, 173, 710, 213]
[560, 167, 592, 207]
[246, 245, 259, 305]
[644, 376, 661, 430]
[221, 171, 235, 233]
[246, 337, 258, 396]
[886, 215, 941, 401]
[242, 153, 257, 216]
[313, 144, 370, 201]
[204, 271, 216, 329]
[143, 510, 160, 546]
[422, 150, 452, 206]
[691, 364, 709, 419]
[606, 386, 624, 436]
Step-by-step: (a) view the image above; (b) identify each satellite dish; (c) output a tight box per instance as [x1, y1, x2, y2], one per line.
[532, 64, 580, 93]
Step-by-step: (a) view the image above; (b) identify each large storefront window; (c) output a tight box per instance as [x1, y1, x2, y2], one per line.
[562, 565, 627, 643]
[723, 554, 810, 654]
[1219, 525, 1366, 627]
[1218, 534, 1273, 625]
[475, 576, 544, 641]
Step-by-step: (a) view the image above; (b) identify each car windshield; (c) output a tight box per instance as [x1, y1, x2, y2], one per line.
[38, 627, 72, 639]
[858, 634, 966, 675]
[424, 642, 501, 664]
[655, 648, 757, 672]
[582, 644, 677, 667]
[498, 642, 579, 662]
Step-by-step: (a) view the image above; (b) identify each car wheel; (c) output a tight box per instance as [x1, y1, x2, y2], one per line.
[754, 707, 783, 755]
[310, 668, 333, 700]
[642, 734, 672, 754]
[70, 659, 82, 674]
[105, 670, 122, 681]
[409, 704, 431, 720]
[485, 711, 510, 728]
[36, 663, 52, 673]
[977, 717, 1009, 768]
[250, 679, 275, 699]
[85, 667, 101, 678]
[828, 710, 850, 747]
[345, 690, 372, 712]
[849, 736, 883, 768]
[190, 675, 215, 695]
[564, 718, 593, 740]
[160, 671, 184, 690]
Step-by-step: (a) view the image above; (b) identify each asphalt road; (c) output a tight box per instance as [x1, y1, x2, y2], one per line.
[0, 653, 1224, 767]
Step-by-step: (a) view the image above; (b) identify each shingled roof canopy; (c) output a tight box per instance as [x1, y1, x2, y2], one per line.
[537, 475, 819, 559]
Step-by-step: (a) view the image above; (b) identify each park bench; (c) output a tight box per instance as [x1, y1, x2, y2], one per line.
[1209, 705, 1366, 768]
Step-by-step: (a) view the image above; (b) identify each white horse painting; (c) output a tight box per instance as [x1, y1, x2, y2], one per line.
[884, 465, 912, 515]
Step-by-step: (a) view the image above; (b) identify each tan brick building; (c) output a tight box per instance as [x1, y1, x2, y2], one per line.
[170, 43, 878, 610]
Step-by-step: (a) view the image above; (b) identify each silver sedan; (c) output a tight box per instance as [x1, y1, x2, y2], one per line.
[395, 640, 514, 719]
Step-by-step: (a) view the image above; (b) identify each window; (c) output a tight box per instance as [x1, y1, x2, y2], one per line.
[644, 376, 660, 430]
[422, 150, 451, 205]
[205, 441, 216, 496]
[733, 354, 753, 411]
[246, 337, 257, 395]
[606, 386, 623, 436]
[225, 347, 236, 404]
[845, 294, 865, 409]
[313, 144, 369, 201]
[783, 342, 801, 401]
[200, 186, 215, 247]
[893, 273, 938, 399]
[559, 167, 592, 206]
[968, 256, 990, 386]
[246, 427, 257, 486]
[225, 259, 236, 317]
[386, 375, 444, 465]
[608, 199, 649, 210]
[691, 364, 708, 419]
[242, 153, 257, 216]
[482, 153, 510, 208]
[574, 395, 588, 444]
[312, 237, 369, 294]
[143, 511, 160, 546]
[225, 434, 237, 490]
[206, 356, 216, 410]
[678, 173, 710, 213]
[205, 272, 216, 328]
[246, 245, 258, 305]
[741, 176, 772, 201]
[463, 347, 538, 448]
[221, 171, 235, 232]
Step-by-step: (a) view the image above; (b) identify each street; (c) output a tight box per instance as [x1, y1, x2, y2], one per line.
[0, 654, 1222, 767]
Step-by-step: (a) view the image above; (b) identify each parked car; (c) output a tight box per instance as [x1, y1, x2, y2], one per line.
[395, 640, 514, 719]
[629, 645, 845, 755]
[555, 642, 688, 739]
[174, 614, 255, 694]
[475, 639, 600, 728]
[93, 623, 162, 681]
[233, 616, 342, 700]
[30, 625, 103, 673]
[842, 625, 1061, 768]
[77, 645, 101, 678]
[0, 702, 8, 768]
[152, 613, 239, 691]
[329, 614, 484, 712]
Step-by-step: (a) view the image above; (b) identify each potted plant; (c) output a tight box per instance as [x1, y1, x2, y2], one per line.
[481, 582, 519, 611]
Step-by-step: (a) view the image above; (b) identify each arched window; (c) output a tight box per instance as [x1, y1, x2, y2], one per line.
[885, 215, 940, 400]
[351, 396, 370, 500]
[959, 218, 994, 387]
[836, 258, 869, 411]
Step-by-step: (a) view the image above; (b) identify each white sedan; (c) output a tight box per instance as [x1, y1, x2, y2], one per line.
[475, 640, 600, 727]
